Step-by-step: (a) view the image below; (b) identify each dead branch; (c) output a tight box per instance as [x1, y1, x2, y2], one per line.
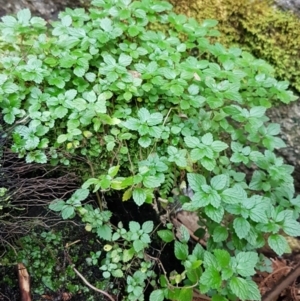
[262, 262, 300, 301]
[17, 263, 31, 301]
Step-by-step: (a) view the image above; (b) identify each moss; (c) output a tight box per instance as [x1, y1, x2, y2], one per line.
[169, 0, 300, 92]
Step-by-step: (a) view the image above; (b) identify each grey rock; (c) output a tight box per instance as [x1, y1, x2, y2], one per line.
[275, 0, 300, 15]
[0, 0, 90, 20]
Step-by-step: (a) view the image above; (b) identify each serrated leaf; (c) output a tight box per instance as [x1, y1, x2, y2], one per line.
[221, 185, 246, 204]
[133, 240, 144, 252]
[200, 266, 221, 289]
[74, 66, 86, 77]
[97, 224, 112, 240]
[233, 217, 250, 239]
[282, 219, 300, 237]
[234, 252, 258, 277]
[4, 113, 15, 124]
[3, 82, 18, 94]
[49, 199, 65, 211]
[210, 174, 227, 190]
[138, 136, 151, 148]
[214, 249, 231, 268]
[128, 25, 140, 37]
[143, 175, 163, 188]
[178, 225, 190, 243]
[201, 157, 216, 171]
[174, 241, 188, 260]
[61, 205, 75, 219]
[122, 188, 132, 201]
[150, 289, 165, 301]
[157, 230, 174, 243]
[211, 141, 228, 152]
[184, 136, 200, 148]
[112, 269, 123, 278]
[205, 205, 224, 223]
[202, 19, 218, 28]
[188, 84, 199, 95]
[119, 53, 132, 67]
[178, 288, 193, 301]
[142, 221, 153, 234]
[17, 8, 31, 24]
[268, 234, 290, 256]
[229, 277, 249, 301]
[201, 133, 213, 145]
[100, 17, 113, 32]
[213, 226, 228, 242]
[187, 173, 206, 192]
[133, 188, 146, 206]
[230, 277, 260, 301]
[72, 188, 89, 202]
[129, 221, 140, 232]
[123, 248, 135, 262]
[148, 112, 163, 126]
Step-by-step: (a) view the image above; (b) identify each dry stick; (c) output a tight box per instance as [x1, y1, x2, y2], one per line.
[65, 251, 115, 301]
[262, 262, 300, 301]
[70, 265, 116, 301]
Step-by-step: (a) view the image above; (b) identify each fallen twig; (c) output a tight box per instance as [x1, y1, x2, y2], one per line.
[64, 250, 116, 301]
[17, 263, 31, 301]
[262, 262, 300, 301]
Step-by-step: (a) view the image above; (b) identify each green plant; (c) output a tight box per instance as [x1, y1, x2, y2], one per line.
[1, 0, 300, 300]
[170, 0, 300, 92]
[2, 231, 81, 295]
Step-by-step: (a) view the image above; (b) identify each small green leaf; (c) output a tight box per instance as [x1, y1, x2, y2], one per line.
[129, 221, 141, 232]
[123, 248, 135, 262]
[234, 252, 258, 277]
[205, 205, 224, 223]
[202, 19, 218, 28]
[133, 240, 144, 252]
[128, 25, 140, 37]
[142, 221, 154, 234]
[200, 266, 222, 290]
[133, 188, 146, 206]
[138, 136, 152, 148]
[108, 165, 120, 178]
[49, 199, 65, 211]
[17, 8, 31, 24]
[213, 226, 228, 242]
[221, 185, 246, 204]
[157, 230, 174, 243]
[73, 189, 89, 202]
[268, 234, 289, 256]
[174, 241, 188, 260]
[210, 174, 227, 190]
[201, 157, 216, 171]
[178, 288, 193, 301]
[230, 277, 260, 301]
[282, 218, 300, 237]
[119, 53, 132, 67]
[57, 134, 68, 143]
[211, 141, 228, 152]
[150, 289, 164, 301]
[214, 249, 231, 268]
[61, 205, 75, 219]
[233, 217, 250, 239]
[97, 224, 112, 241]
[187, 173, 206, 192]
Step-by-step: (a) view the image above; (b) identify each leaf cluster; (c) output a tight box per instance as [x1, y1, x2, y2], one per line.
[0, 1, 299, 300]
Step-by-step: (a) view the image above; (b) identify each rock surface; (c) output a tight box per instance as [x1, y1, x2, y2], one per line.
[276, 0, 300, 15]
[0, 0, 89, 20]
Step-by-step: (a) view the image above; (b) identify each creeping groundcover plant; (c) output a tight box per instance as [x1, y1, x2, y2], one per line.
[1, 0, 300, 300]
